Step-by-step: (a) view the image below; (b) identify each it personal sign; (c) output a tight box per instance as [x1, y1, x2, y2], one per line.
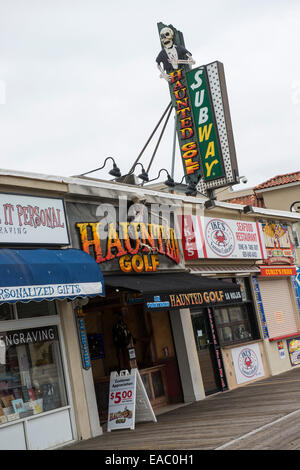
[0, 193, 68, 245]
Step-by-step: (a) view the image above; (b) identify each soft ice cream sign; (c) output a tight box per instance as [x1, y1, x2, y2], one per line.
[0, 193, 69, 245]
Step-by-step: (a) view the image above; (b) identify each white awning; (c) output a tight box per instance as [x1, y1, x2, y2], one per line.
[189, 265, 260, 275]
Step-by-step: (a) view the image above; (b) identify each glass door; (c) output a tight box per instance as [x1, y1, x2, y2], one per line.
[191, 309, 220, 395]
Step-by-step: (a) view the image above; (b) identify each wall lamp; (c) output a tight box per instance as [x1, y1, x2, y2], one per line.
[243, 205, 254, 214]
[290, 201, 300, 213]
[185, 179, 198, 196]
[78, 157, 121, 178]
[204, 199, 216, 210]
[122, 162, 149, 183]
[238, 176, 248, 184]
[147, 168, 175, 188]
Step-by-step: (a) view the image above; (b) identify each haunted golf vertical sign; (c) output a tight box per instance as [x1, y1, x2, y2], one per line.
[169, 68, 201, 183]
[156, 23, 239, 192]
[156, 22, 202, 185]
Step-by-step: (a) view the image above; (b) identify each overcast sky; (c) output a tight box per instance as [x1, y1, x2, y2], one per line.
[0, 0, 299, 191]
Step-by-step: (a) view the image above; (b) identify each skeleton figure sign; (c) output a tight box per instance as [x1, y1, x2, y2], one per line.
[156, 24, 195, 81]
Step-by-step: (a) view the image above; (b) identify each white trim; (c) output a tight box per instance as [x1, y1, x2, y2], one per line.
[1, 167, 300, 221]
[0, 282, 104, 303]
[189, 266, 260, 275]
[255, 180, 300, 194]
[0, 406, 71, 430]
[0, 314, 59, 331]
[211, 200, 300, 221]
[0, 305, 77, 445]
[0, 168, 204, 204]
[55, 301, 78, 442]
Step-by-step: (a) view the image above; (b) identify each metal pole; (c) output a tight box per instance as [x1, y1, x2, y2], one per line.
[146, 104, 173, 175]
[128, 102, 172, 174]
[171, 110, 177, 179]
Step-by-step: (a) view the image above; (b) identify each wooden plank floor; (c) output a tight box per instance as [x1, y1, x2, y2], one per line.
[65, 367, 300, 450]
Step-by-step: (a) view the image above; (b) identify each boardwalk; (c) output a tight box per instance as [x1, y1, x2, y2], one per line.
[65, 367, 300, 450]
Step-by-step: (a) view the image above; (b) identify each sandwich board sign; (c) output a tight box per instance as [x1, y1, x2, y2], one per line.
[107, 368, 157, 432]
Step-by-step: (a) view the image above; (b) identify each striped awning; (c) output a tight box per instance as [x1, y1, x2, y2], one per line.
[0, 248, 105, 304]
[189, 265, 260, 275]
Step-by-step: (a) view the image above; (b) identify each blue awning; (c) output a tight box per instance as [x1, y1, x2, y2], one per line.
[0, 248, 105, 304]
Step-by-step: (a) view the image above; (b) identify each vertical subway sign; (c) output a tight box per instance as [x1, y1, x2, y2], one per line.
[186, 66, 225, 181]
[186, 61, 239, 190]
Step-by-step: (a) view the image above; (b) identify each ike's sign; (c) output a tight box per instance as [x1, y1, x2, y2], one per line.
[180, 215, 267, 260]
[0, 193, 69, 245]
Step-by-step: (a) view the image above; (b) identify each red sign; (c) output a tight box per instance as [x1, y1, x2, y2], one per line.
[260, 266, 297, 277]
[179, 215, 266, 260]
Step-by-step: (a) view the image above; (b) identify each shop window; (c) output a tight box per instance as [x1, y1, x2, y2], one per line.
[292, 224, 300, 248]
[214, 304, 254, 345]
[214, 308, 229, 325]
[0, 304, 14, 321]
[0, 301, 57, 321]
[218, 326, 233, 343]
[0, 325, 67, 425]
[152, 371, 165, 398]
[17, 301, 57, 319]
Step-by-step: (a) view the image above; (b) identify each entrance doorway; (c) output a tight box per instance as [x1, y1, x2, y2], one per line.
[191, 309, 221, 395]
[82, 291, 183, 422]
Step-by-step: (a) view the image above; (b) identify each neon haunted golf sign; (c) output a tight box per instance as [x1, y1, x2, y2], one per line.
[156, 23, 239, 193]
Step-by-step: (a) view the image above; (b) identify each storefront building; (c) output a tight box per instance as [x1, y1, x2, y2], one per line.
[1, 169, 300, 447]
[180, 204, 300, 390]
[254, 222, 300, 375]
[65, 192, 188, 417]
[63, 177, 250, 422]
[0, 188, 105, 450]
[62, 173, 300, 425]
